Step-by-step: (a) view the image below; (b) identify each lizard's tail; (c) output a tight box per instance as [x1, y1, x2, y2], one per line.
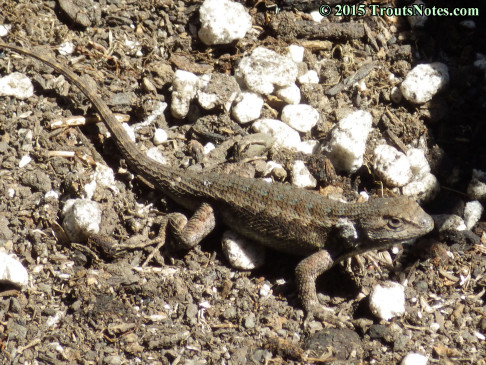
[0, 42, 177, 185]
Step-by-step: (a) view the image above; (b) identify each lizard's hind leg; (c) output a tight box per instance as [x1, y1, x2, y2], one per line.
[139, 202, 215, 266]
[167, 202, 216, 250]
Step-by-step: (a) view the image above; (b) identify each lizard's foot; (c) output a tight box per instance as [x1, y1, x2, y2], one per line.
[304, 301, 351, 328]
[295, 251, 352, 327]
[305, 301, 335, 315]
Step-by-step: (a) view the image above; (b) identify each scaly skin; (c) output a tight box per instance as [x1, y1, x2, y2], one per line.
[0, 42, 434, 314]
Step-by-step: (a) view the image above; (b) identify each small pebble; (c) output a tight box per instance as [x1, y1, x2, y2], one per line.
[203, 142, 216, 155]
[82, 163, 118, 200]
[0, 252, 29, 287]
[199, 301, 211, 310]
[406, 148, 430, 178]
[244, 313, 256, 329]
[401, 63, 449, 104]
[264, 161, 284, 176]
[467, 169, 486, 201]
[430, 322, 440, 332]
[235, 47, 298, 94]
[310, 11, 324, 22]
[281, 104, 319, 133]
[0, 72, 34, 99]
[198, 0, 252, 45]
[401, 353, 428, 365]
[142, 77, 157, 93]
[0, 24, 11, 37]
[146, 147, 167, 165]
[45, 190, 59, 199]
[93, 163, 118, 191]
[402, 172, 440, 202]
[432, 214, 467, 232]
[275, 84, 301, 104]
[390, 86, 402, 103]
[153, 129, 168, 145]
[58, 42, 74, 56]
[373, 145, 412, 187]
[295, 140, 320, 155]
[298, 70, 319, 84]
[463, 201, 483, 230]
[369, 281, 406, 320]
[259, 283, 272, 297]
[232, 91, 264, 124]
[122, 123, 136, 143]
[324, 110, 372, 173]
[124, 38, 142, 57]
[46, 310, 65, 328]
[287, 45, 304, 63]
[359, 191, 370, 201]
[291, 160, 317, 188]
[171, 70, 199, 119]
[222, 230, 265, 270]
[252, 118, 301, 149]
[18, 155, 32, 168]
[272, 167, 287, 181]
[62, 199, 102, 242]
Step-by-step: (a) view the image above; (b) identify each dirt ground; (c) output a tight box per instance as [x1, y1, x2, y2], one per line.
[0, 0, 485, 364]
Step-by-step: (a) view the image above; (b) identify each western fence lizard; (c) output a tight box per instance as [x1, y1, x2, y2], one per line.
[0, 42, 434, 315]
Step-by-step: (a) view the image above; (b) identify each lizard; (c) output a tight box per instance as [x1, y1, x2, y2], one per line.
[0, 42, 434, 315]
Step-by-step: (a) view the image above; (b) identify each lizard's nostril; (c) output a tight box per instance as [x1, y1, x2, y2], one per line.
[422, 215, 434, 231]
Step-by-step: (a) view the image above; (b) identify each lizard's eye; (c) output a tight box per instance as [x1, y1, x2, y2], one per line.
[388, 217, 403, 228]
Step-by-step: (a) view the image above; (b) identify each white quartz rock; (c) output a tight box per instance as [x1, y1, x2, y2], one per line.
[401, 63, 449, 104]
[62, 199, 101, 242]
[369, 281, 405, 320]
[281, 104, 319, 133]
[235, 47, 298, 95]
[0, 252, 29, 287]
[0, 72, 34, 99]
[324, 110, 372, 173]
[252, 118, 301, 149]
[373, 145, 412, 187]
[222, 230, 265, 270]
[198, 0, 252, 45]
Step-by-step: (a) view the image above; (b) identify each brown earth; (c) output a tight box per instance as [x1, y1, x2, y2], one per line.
[0, 0, 485, 364]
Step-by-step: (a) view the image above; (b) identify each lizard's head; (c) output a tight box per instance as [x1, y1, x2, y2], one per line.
[359, 196, 434, 250]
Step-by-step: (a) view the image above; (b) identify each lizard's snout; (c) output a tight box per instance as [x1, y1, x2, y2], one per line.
[421, 214, 434, 233]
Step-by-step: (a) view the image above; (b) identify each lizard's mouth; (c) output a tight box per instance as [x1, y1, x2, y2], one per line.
[398, 238, 422, 246]
[355, 236, 421, 257]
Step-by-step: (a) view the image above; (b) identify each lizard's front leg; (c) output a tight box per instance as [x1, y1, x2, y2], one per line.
[295, 250, 335, 314]
[168, 202, 216, 249]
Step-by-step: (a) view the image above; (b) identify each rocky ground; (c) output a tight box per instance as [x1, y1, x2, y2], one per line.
[0, 0, 485, 364]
